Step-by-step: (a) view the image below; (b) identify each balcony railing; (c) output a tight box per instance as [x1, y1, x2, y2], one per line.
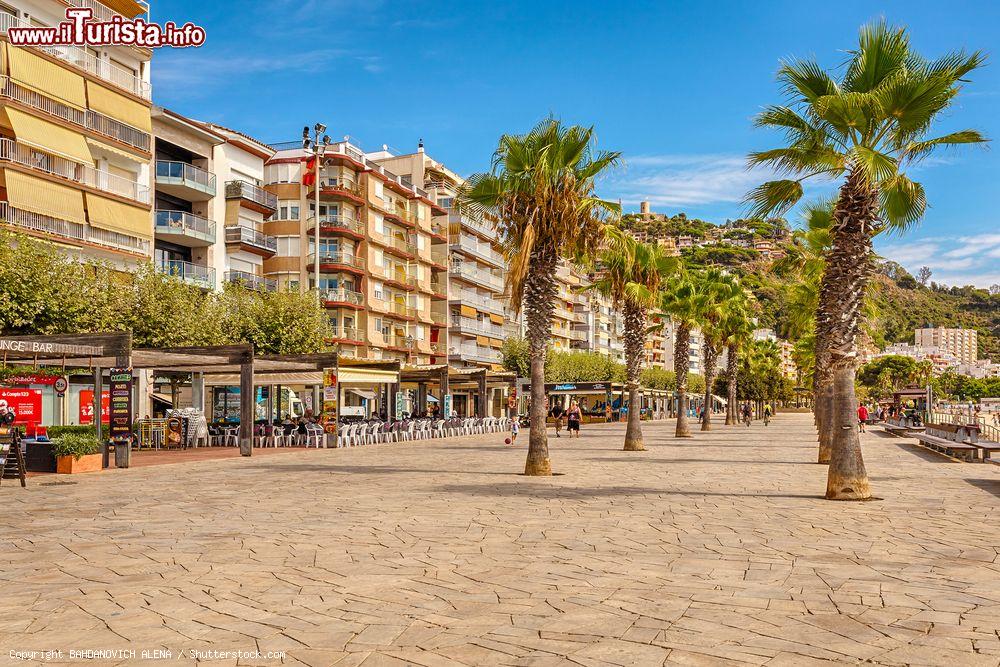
[310, 215, 364, 235]
[321, 288, 364, 305]
[449, 345, 501, 364]
[450, 235, 503, 266]
[156, 161, 216, 196]
[430, 279, 447, 295]
[430, 311, 448, 326]
[450, 262, 503, 290]
[451, 317, 505, 338]
[329, 326, 365, 343]
[388, 301, 416, 318]
[378, 234, 417, 256]
[451, 211, 496, 239]
[317, 176, 363, 197]
[225, 225, 277, 253]
[157, 260, 215, 289]
[0, 12, 151, 99]
[0, 202, 149, 255]
[311, 252, 365, 270]
[225, 180, 277, 211]
[224, 270, 276, 292]
[155, 210, 216, 243]
[449, 288, 505, 314]
[0, 138, 150, 203]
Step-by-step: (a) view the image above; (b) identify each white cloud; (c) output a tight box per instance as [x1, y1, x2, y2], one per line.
[607, 153, 834, 209]
[880, 233, 1000, 288]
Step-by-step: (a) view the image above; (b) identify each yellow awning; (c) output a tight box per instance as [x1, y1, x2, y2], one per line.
[339, 368, 399, 384]
[85, 80, 152, 132]
[85, 193, 152, 239]
[6, 45, 87, 110]
[460, 305, 477, 318]
[4, 170, 86, 224]
[4, 107, 93, 164]
[103, 0, 146, 18]
[488, 313, 504, 325]
[476, 335, 490, 346]
[490, 338, 503, 349]
[86, 137, 144, 161]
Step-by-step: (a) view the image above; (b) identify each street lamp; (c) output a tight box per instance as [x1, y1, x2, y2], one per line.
[303, 123, 331, 304]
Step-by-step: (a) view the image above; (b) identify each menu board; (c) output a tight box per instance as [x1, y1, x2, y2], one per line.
[108, 367, 133, 442]
[321, 368, 338, 435]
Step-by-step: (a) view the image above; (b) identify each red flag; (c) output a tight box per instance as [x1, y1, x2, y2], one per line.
[302, 156, 317, 187]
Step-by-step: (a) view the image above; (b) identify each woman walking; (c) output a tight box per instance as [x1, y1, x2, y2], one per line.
[566, 401, 582, 438]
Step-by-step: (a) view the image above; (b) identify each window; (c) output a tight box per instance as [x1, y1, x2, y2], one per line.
[416, 234, 426, 251]
[437, 197, 453, 209]
[278, 201, 299, 220]
[374, 181, 384, 200]
[276, 237, 300, 256]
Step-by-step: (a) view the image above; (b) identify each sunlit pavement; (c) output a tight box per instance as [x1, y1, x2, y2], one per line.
[1, 414, 999, 666]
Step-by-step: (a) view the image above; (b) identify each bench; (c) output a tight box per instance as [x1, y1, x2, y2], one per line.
[915, 432, 980, 461]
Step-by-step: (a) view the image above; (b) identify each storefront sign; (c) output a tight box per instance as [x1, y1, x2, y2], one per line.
[1, 374, 61, 386]
[395, 390, 404, 419]
[107, 367, 133, 442]
[79, 390, 110, 425]
[0, 338, 103, 356]
[212, 387, 240, 423]
[443, 393, 452, 418]
[0, 388, 42, 426]
[321, 368, 338, 435]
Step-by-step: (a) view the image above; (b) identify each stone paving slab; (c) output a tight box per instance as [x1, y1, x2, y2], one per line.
[1, 415, 998, 666]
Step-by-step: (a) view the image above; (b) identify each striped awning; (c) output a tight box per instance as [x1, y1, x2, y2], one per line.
[85, 193, 152, 240]
[6, 45, 86, 110]
[4, 107, 93, 164]
[86, 80, 151, 132]
[4, 169, 86, 224]
[339, 367, 399, 384]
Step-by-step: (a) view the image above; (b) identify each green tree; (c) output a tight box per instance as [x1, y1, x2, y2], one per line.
[655, 271, 710, 438]
[459, 119, 620, 476]
[584, 226, 678, 450]
[695, 269, 743, 431]
[746, 22, 986, 500]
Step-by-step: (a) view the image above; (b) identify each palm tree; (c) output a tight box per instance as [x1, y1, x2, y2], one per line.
[458, 119, 621, 475]
[696, 269, 742, 431]
[656, 273, 707, 438]
[585, 226, 678, 450]
[718, 289, 756, 426]
[745, 22, 986, 500]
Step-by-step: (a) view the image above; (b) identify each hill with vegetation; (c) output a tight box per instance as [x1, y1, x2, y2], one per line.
[620, 213, 999, 362]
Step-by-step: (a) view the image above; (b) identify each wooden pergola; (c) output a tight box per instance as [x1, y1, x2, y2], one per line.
[0, 332, 352, 464]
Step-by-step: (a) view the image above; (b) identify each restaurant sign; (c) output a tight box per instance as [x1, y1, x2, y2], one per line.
[107, 368, 133, 442]
[321, 368, 338, 435]
[0, 338, 103, 356]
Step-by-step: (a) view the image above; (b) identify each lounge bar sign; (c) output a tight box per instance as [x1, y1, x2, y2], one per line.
[0, 338, 103, 356]
[108, 367, 133, 442]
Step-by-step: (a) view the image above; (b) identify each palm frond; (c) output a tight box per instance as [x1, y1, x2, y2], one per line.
[743, 180, 804, 219]
[879, 173, 926, 231]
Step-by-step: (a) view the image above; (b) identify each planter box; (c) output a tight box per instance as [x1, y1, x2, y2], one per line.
[56, 453, 103, 474]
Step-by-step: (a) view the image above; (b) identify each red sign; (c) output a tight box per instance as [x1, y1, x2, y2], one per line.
[2, 374, 61, 386]
[79, 390, 110, 425]
[0, 388, 43, 426]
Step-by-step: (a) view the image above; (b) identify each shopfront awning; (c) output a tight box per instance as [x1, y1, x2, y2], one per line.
[4, 107, 93, 164]
[348, 388, 377, 400]
[339, 367, 399, 384]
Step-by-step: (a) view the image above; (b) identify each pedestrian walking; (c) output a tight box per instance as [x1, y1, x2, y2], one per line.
[566, 401, 582, 438]
[550, 401, 564, 438]
[857, 402, 869, 432]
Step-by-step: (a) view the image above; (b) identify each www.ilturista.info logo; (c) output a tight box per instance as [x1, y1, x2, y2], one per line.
[7, 7, 206, 48]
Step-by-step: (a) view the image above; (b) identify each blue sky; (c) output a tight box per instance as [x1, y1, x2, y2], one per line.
[152, 0, 1000, 287]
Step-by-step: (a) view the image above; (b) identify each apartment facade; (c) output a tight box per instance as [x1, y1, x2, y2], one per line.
[151, 107, 222, 289]
[0, 0, 153, 266]
[915, 326, 978, 365]
[262, 140, 448, 366]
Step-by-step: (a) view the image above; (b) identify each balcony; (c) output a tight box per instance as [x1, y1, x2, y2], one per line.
[0, 202, 149, 255]
[450, 235, 503, 267]
[155, 161, 216, 201]
[429, 279, 447, 297]
[315, 177, 364, 204]
[451, 211, 496, 240]
[157, 260, 215, 289]
[225, 225, 277, 257]
[377, 332, 416, 351]
[371, 264, 417, 289]
[449, 345, 502, 364]
[384, 203, 415, 227]
[329, 327, 366, 344]
[450, 262, 503, 291]
[311, 251, 365, 274]
[154, 210, 215, 247]
[377, 234, 417, 259]
[321, 288, 364, 307]
[225, 180, 277, 214]
[308, 215, 365, 238]
[224, 270, 276, 292]
[0, 138, 150, 203]
[0, 12, 151, 100]
[0, 76, 151, 153]
[449, 288, 505, 315]
[451, 317, 505, 338]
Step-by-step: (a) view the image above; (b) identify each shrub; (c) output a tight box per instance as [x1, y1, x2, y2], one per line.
[47, 425, 97, 439]
[51, 433, 101, 459]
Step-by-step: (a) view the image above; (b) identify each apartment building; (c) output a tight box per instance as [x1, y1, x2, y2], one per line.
[262, 140, 448, 366]
[370, 144, 505, 370]
[0, 0, 153, 266]
[151, 107, 222, 289]
[915, 326, 978, 365]
[658, 320, 703, 375]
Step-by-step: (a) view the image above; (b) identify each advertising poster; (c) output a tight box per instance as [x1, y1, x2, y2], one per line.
[212, 387, 241, 423]
[79, 390, 110, 425]
[0, 388, 42, 426]
[321, 368, 338, 435]
[108, 368, 134, 442]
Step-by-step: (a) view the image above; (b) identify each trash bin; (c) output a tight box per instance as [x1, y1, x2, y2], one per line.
[113, 438, 131, 468]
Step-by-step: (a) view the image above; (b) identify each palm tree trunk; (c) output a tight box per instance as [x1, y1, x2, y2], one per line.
[674, 322, 692, 438]
[622, 302, 646, 451]
[702, 342, 718, 431]
[822, 168, 876, 500]
[725, 345, 738, 425]
[523, 253, 558, 476]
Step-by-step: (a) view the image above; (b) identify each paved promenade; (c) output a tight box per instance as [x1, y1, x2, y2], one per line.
[1, 414, 999, 666]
